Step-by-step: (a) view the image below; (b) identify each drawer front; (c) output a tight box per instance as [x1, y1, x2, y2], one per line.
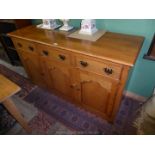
[12, 38, 36, 53]
[37, 44, 71, 65]
[75, 56, 122, 79]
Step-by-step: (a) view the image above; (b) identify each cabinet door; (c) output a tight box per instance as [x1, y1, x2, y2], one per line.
[46, 61, 73, 98]
[79, 71, 119, 118]
[18, 50, 46, 88]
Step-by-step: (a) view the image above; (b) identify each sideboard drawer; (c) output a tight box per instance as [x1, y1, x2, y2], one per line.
[75, 56, 122, 80]
[13, 38, 36, 53]
[37, 44, 71, 65]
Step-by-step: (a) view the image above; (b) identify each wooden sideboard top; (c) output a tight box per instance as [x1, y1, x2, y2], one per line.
[8, 25, 144, 66]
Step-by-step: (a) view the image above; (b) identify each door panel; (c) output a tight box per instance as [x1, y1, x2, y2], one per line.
[79, 71, 118, 117]
[39, 57, 54, 90]
[18, 50, 46, 88]
[46, 61, 72, 98]
[81, 81, 110, 113]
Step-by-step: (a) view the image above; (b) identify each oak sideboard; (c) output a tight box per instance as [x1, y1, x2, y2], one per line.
[8, 25, 144, 122]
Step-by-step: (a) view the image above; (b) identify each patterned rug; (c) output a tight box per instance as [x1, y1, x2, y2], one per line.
[0, 104, 16, 134]
[0, 64, 142, 134]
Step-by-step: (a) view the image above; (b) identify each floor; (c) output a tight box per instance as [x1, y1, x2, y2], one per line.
[0, 44, 10, 63]
[7, 96, 77, 135]
[0, 59, 142, 135]
[0, 59, 27, 77]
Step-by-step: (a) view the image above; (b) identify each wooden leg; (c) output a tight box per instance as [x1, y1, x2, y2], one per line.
[2, 98, 32, 133]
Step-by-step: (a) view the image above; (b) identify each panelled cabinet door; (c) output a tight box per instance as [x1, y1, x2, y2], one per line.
[18, 50, 46, 88]
[79, 71, 119, 118]
[46, 61, 73, 98]
[39, 57, 54, 91]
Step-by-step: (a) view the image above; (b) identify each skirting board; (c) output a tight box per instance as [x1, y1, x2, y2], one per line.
[123, 91, 147, 102]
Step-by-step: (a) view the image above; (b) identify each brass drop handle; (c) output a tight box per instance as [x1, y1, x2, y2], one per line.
[42, 50, 49, 56]
[59, 54, 66, 60]
[17, 42, 22, 47]
[28, 46, 34, 51]
[80, 61, 88, 67]
[104, 68, 113, 75]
